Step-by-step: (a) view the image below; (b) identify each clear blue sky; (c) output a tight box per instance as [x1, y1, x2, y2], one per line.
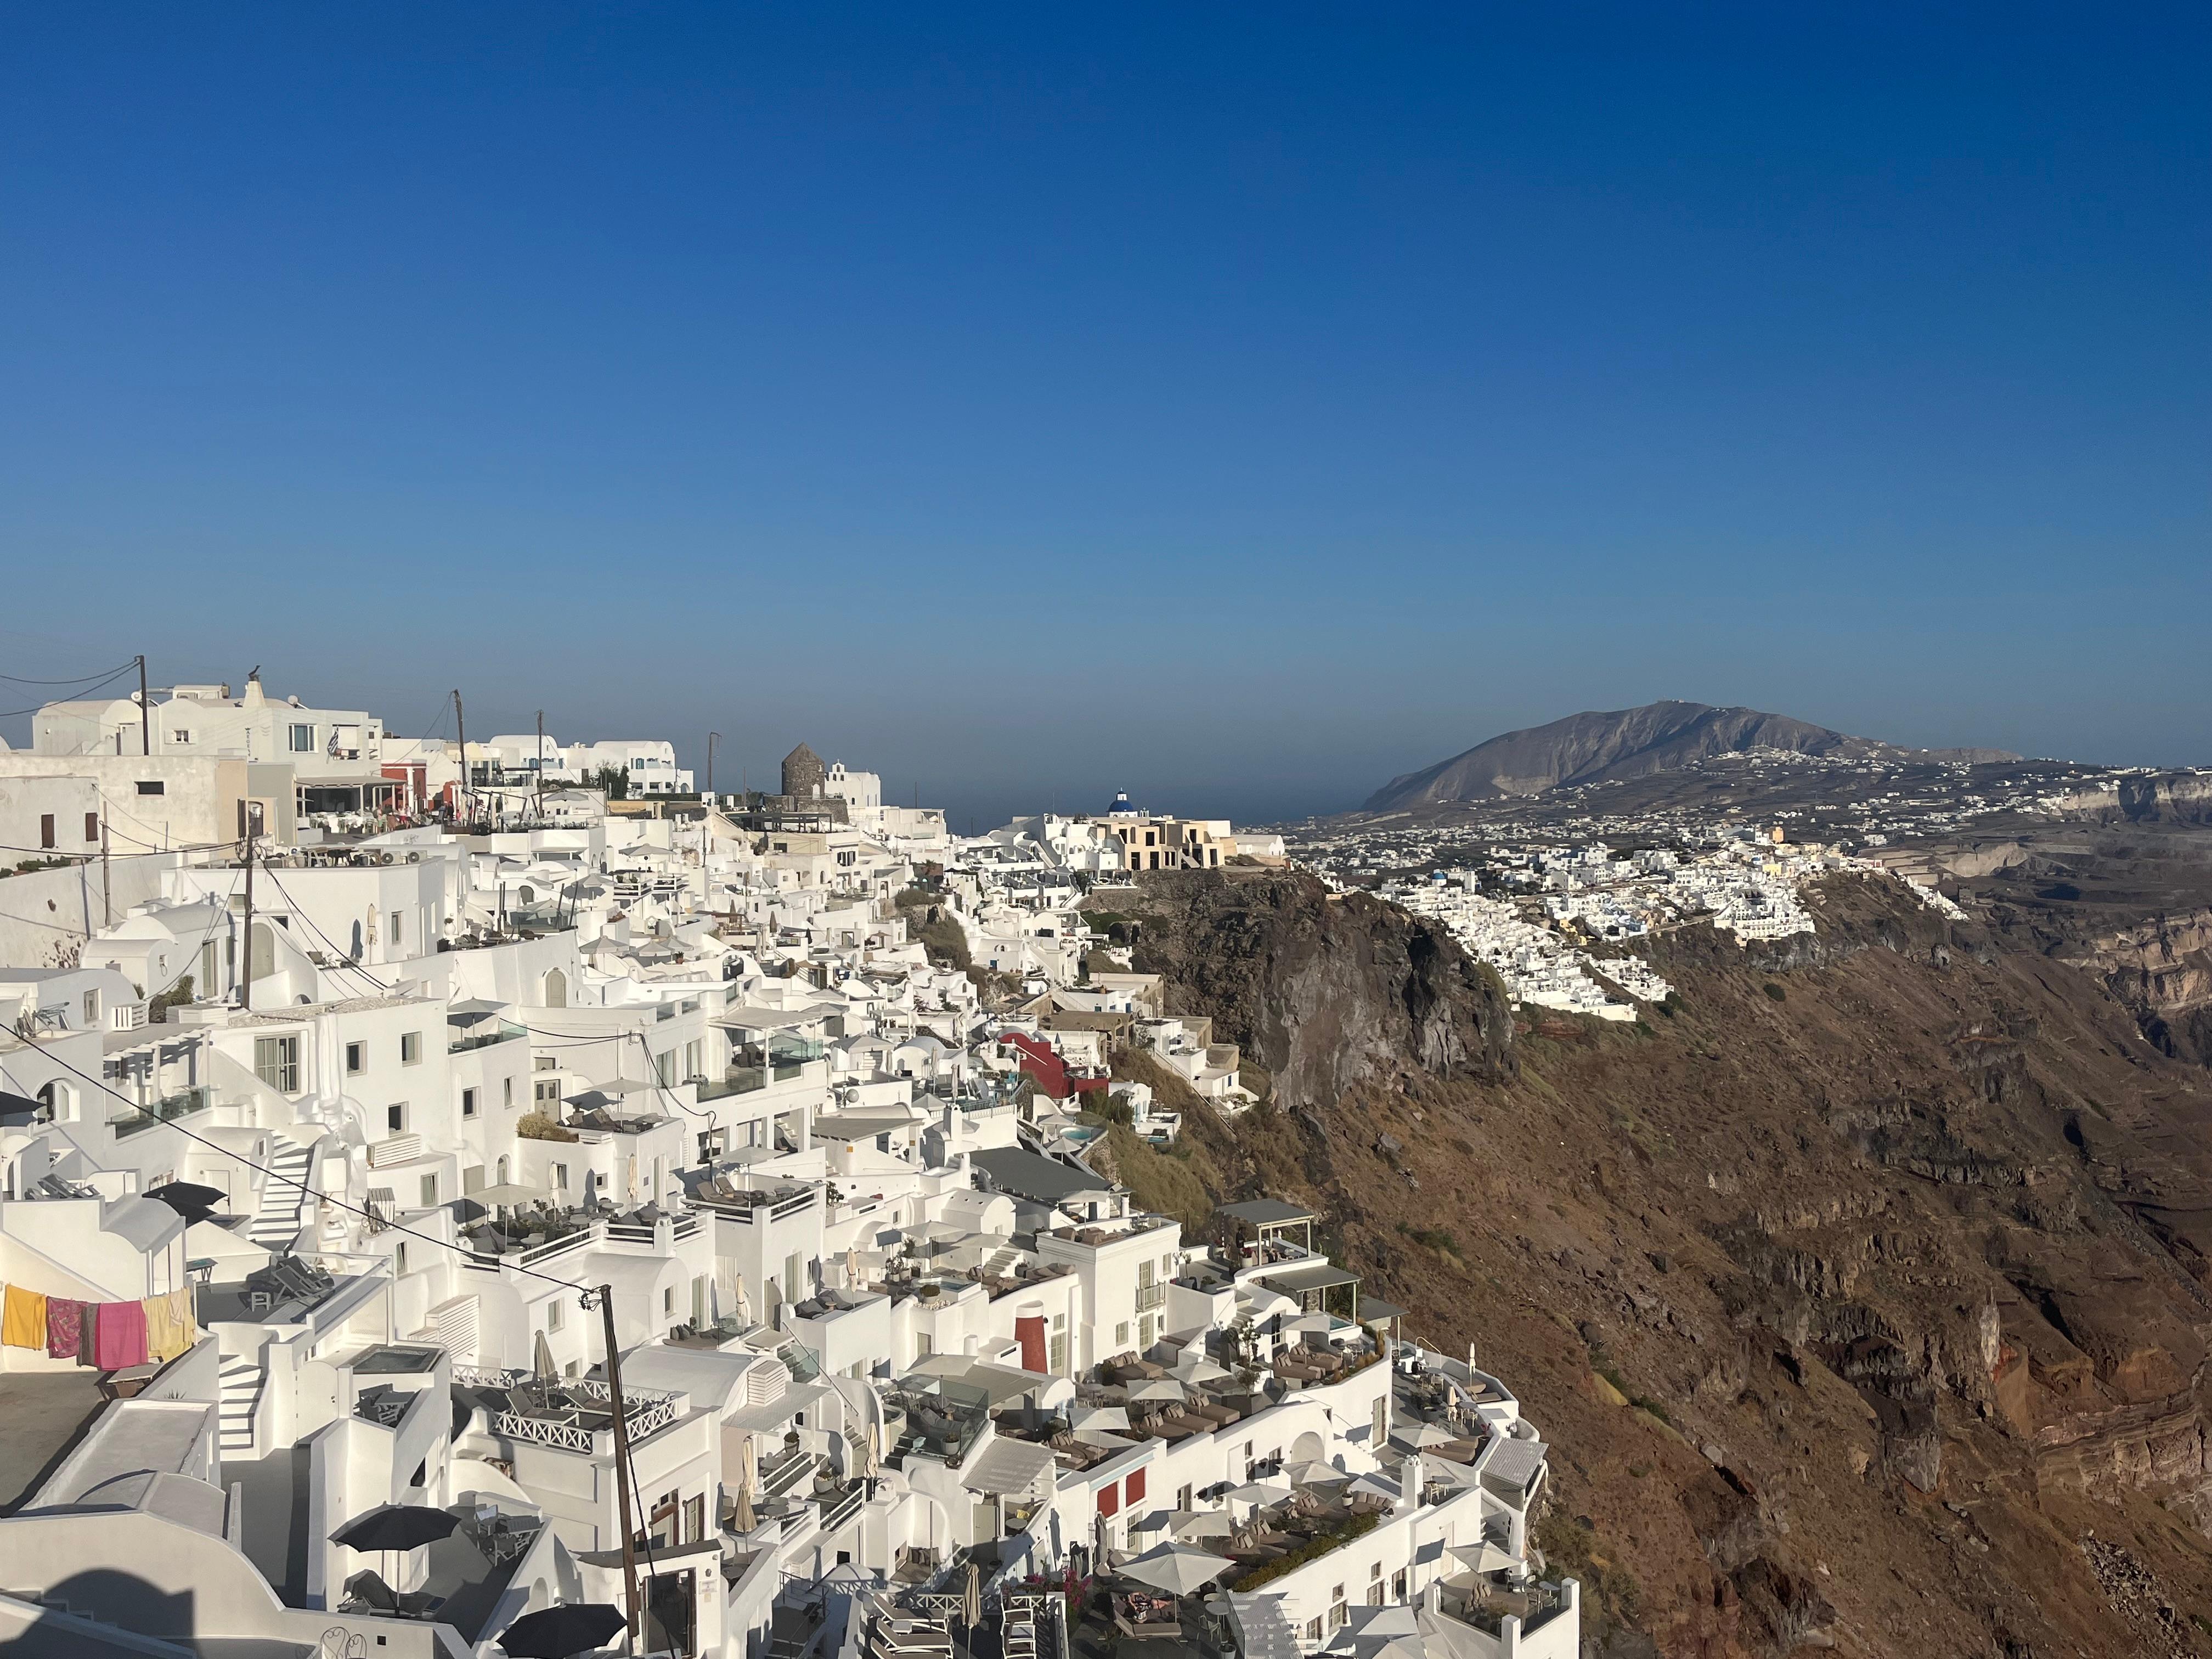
[3, 4, 2205, 825]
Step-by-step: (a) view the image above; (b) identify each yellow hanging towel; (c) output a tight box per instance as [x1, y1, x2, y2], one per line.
[2, 1283, 48, 1348]
[145, 1286, 199, 1363]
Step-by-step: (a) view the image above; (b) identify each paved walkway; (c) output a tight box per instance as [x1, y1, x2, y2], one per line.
[0, 1370, 105, 1514]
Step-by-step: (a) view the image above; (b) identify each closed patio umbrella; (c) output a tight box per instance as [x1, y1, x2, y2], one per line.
[963, 1559, 983, 1628]
[1120, 1542, 1234, 1596]
[497, 1602, 629, 1657]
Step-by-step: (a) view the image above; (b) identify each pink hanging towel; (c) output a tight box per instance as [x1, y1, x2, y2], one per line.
[46, 1297, 84, 1359]
[92, 1297, 148, 1370]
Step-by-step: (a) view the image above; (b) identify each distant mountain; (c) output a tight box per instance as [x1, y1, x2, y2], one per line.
[1362, 700, 2018, 812]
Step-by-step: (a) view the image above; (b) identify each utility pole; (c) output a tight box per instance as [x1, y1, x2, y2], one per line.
[239, 832, 256, 1011]
[535, 709, 546, 819]
[100, 816, 111, 929]
[452, 690, 467, 828]
[706, 732, 719, 799]
[596, 1285, 644, 1649]
[137, 655, 150, 757]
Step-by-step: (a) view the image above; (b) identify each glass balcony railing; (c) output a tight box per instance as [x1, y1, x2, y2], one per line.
[448, 1021, 525, 1055]
[111, 1086, 212, 1137]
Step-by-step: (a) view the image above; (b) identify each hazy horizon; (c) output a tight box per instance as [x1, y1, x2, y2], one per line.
[4, 5, 2205, 827]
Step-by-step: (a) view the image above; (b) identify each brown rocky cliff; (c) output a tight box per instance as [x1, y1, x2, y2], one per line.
[1119, 868, 2212, 1658]
[1119, 868, 1514, 1108]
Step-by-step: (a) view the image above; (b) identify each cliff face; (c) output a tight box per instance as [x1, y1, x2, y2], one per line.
[1119, 869, 1515, 1107]
[2067, 908, 2212, 1068]
[1122, 868, 2212, 1659]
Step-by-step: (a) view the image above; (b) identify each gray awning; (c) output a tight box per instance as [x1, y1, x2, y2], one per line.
[958, 1437, 1057, 1499]
[1257, 1263, 1360, 1297]
[1215, 1199, 1314, 1229]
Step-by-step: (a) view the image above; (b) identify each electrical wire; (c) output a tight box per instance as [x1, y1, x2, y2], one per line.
[0, 661, 144, 718]
[0, 659, 138, 686]
[30, 1041, 603, 1300]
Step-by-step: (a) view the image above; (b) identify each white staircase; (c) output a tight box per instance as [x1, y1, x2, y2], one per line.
[218, 1352, 265, 1457]
[248, 1142, 315, 1248]
[978, 1244, 1024, 1278]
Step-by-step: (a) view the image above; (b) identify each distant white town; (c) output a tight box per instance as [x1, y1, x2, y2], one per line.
[0, 674, 1577, 1659]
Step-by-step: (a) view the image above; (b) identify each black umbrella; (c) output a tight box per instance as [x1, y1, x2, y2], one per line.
[331, 1503, 461, 1553]
[146, 1181, 225, 1217]
[0, 1090, 46, 1128]
[498, 1602, 630, 1657]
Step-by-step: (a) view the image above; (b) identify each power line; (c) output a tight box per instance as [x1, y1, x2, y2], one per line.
[0, 659, 139, 686]
[0, 661, 143, 718]
[29, 1041, 605, 1301]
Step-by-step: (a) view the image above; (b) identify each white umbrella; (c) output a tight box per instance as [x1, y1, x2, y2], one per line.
[1393, 1423, 1455, 1449]
[864, 1419, 882, 1479]
[1227, 1481, 1291, 1508]
[1288, 1313, 1334, 1334]
[471, 1182, 548, 1209]
[845, 1246, 862, 1290]
[1119, 1541, 1234, 1596]
[963, 1560, 982, 1628]
[731, 1272, 752, 1323]
[1127, 1379, 1186, 1403]
[1451, 1541, 1517, 1575]
[1071, 1406, 1130, 1431]
[1282, 1459, 1346, 1487]
[1174, 1357, 1232, 1383]
[1345, 1474, 1401, 1503]
[1173, 1511, 1237, 1541]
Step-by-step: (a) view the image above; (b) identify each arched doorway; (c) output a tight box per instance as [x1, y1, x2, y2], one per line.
[543, 969, 567, 1008]
[248, 923, 275, 984]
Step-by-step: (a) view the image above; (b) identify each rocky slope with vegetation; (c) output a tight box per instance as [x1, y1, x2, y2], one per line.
[1108, 866, 2212, 1658]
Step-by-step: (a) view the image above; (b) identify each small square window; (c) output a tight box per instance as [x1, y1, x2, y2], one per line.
[288, 722, 314, 752]
[387, 1103, 405, 1133]
[346, 1041, 365, 1074]
[461, 1087, 477, 1119]
[401, 1031, 421, 1065]
[547, 1297, 565, 1333]
[136, 780, 165, 796]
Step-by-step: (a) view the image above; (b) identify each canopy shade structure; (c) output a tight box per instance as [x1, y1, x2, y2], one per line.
[1227, 1481, 1293, 1508]
[331, 1503, 460, 1553]
[1127, 1378, 1186, 1403]
[1280, 1460, 1348, 1487]
[1071, 1406, 1130, 1431]
[1120, 1541, 1235, 1596]
[498, 1602, 630, 1658]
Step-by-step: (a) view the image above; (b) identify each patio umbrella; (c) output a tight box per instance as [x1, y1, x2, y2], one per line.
[864, 1419, 881, 1479]
[1227, 1481, 1292, 1508]
[146, 1180, 225, 1216]
[533, 1330, 560, 1389]
[1280, 1459, 1346, 1487]
[471, 1182, 547, 1210]
[1126, 1379, 1185, 1403]
[1393, 1423, 1455, 1450]
[1120, 1542, 1234, 1596]
[1070, 1406, 1130, 1432]
[845, 1245, 862, 1289]
[1173, 1357, 1232, 1384]
[331, 1503, 460, 1553]
[1173, 1512, 1237, 1541]
[1288, 1313, 1334, 1334]
[1449, 1541, 1518, 1575]
[732, 1272, 752, 1323]
[963, 1560, 983, 1628]
[498, 1602, 630, 1658]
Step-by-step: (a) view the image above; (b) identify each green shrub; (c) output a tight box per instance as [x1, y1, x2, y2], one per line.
[1763, 982, 1787, 1002]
